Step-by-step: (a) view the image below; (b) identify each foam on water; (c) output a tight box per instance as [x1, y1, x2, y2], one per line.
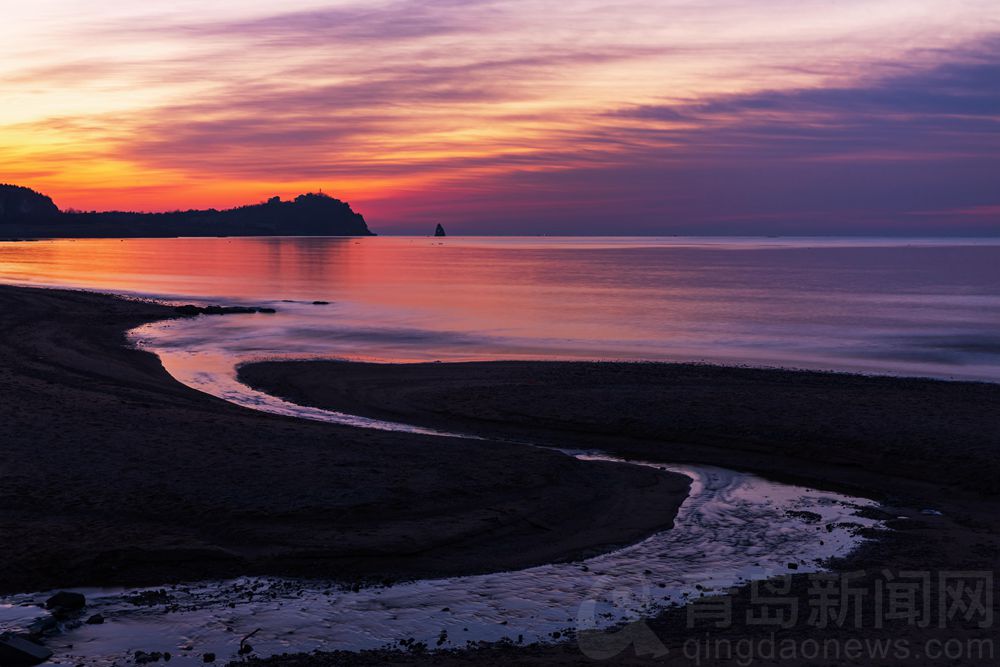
[0, 459, 878, 666]
[0, 276, 892, 664]
[0, 320, 883, 665]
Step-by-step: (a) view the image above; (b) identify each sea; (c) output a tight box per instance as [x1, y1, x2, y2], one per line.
[2, 235, 978, 663]
[1, 236, 998, 382]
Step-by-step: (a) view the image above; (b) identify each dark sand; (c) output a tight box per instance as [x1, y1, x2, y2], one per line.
[237, 360, 1000, 665]
[3, 283, 998, 665]
[239, 360, 1000, 494]
[0, 285, 690, 595]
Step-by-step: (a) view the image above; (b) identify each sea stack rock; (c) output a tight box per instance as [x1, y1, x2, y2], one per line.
[434, 223, 446, 237]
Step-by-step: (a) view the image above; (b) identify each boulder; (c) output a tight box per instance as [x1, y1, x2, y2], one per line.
[0, 635, 53, 665]
[135, 650, 164, 664]
[202, 306, 251, 315]
[45, 591, 85, 612]
[174, 305, 277, 316]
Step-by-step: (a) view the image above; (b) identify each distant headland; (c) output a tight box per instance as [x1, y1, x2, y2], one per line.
[0, 184, 375, 238]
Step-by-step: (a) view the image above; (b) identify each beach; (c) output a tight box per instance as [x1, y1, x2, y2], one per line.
[2, 284, 998, 664]
[234, 363, 1000, 664]
[4, 0, 999, 660]
[0, 285, 690, 595]
[240, 359, 1000, 494]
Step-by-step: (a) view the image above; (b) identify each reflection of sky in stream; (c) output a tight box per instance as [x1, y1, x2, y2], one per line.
[1, 459, 879, 666]
[0, 312, 884, 665]
[130, 309, 463, 435]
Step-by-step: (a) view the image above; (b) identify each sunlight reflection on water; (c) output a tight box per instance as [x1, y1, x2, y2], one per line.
[2, 236, 999, 380]
[0, 236, 920, 664]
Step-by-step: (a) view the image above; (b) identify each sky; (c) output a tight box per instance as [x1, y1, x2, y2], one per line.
[1, 0, 999, 234]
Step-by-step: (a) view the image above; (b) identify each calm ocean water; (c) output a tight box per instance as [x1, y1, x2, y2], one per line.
[2, 236, 999, 381]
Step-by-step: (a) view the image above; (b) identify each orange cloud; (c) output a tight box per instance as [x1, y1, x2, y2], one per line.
[2, 1, 999, 231]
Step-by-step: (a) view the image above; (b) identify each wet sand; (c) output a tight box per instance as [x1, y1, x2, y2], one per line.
[238, 360, 1000, 665]
[4, 283, 998, 665]
[239, 360, 1000, 494]
[0, 285, 690, 595]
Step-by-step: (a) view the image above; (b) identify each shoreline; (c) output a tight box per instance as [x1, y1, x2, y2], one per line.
[239, 359, 1000, 496]
[3, 283, 997, 665]
[235, 359, 1000, 665]
[0, 284, 689, 595]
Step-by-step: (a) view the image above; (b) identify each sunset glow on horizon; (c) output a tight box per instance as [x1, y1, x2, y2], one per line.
[2, 0, 999, 234]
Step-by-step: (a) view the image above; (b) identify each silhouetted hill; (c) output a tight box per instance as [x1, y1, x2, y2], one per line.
[0, 186, 375, 238]
[0, 184, 60, 222]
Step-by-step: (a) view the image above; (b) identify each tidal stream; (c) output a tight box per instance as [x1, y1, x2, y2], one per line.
[0, 312, 883, 666]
